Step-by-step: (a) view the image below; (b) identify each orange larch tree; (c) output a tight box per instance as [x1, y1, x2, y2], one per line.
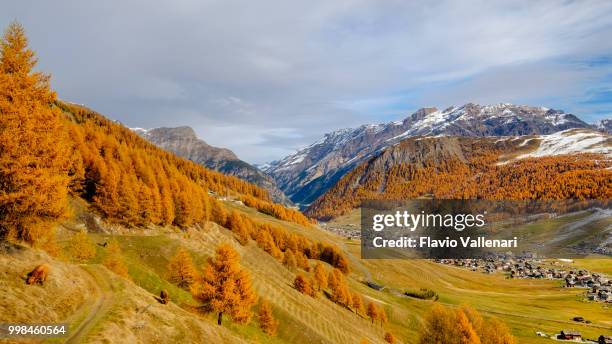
[313, 262, 328, 291]
[103, 238, 129, 278]
[168, 247, 199, 290]
[0, 22, 70, 247]
[70, 230, 96, 263]
[194, 243, 257, 326]
[258, 299, 279, 336]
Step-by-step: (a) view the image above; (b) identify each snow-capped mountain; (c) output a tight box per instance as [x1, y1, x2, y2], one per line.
[305, 128, 611, 220]
[262, 103, 592, 206]
[596, 118, 612, 134]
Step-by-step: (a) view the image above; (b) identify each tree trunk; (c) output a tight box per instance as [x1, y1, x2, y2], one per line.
[217, 312, 223, 325]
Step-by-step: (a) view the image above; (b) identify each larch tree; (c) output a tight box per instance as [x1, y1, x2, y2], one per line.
[328, 268, 350, 305]
[103, 238, 129, 278]
[295, 251, 309, 271]
[293, 274, 314, 296]
[384, 332, 396, 344]
[379, 306, 388, 327]
[228, 211, 249, 245]
[418, 304, 457, 344]
[366, 302, 379, 324]
[351, 292, 365, 314]
[461, 305, 484, 337]
[456, 309, 481, 344]
[282, 249, 297, 269]
[0, 22, 70, 248]
[479, 318, 516, 344]
[194, 243, 257, 326]
[168, 247, 198, 290]
[313, 262, 328, 291]
[258, 299, 279, 336]
[70, 230, 96, 263]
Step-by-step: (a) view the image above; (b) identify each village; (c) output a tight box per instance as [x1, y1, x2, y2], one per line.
[433, 257, 612, 303]
[434, 257, 612, 343]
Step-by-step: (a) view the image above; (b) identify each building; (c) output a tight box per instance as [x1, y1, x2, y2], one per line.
[558, 330, 581, 340]
[599, 335, 612, 344]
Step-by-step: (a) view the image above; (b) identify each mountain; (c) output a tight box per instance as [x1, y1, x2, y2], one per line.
[133, 126, 292, 205]
[596, 118, 612, 134]
[306, 128, 611, 220]
[262, 103, 592, 206]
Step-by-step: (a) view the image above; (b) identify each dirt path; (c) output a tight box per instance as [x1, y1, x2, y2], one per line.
[64, 265, 114, 344]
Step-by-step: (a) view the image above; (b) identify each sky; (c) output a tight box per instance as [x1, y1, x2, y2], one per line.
[2, 0, 612, 164]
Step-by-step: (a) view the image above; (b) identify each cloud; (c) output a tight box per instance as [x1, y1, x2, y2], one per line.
[2, 0, 612, 163]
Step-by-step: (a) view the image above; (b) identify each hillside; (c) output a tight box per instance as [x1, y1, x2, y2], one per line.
[263, 103, 592, 206]
[133, 126, 292, 205]
[2, 21, 611, 344]
[2, 200, 611, 343]
[306, 129, 611, 220]
[56, 101, 309, 230]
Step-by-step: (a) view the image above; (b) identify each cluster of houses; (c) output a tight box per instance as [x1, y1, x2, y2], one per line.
[553, 331, 612, 344]
[433, 257, 612, 303]
[319, 223, 359, 240]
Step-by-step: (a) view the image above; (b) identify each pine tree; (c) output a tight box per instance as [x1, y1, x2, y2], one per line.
[103, 238, 129, 278]
[70, 230, 96, 263]
[193, 243, 256, 326]
[0, 22, 70, 246]
[258, 299, 279, 336]
[168, 247, 198, 290]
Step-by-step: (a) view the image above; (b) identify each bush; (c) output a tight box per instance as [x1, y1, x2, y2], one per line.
[405, 288, 438, 300]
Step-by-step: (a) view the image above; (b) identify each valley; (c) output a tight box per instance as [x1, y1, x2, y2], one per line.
[0, 19, 611, 344]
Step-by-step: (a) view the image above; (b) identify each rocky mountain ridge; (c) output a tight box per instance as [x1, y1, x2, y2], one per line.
[305, 128, 611, 220]
[262, 103, 593, 206]
[133, 126, 292, 205]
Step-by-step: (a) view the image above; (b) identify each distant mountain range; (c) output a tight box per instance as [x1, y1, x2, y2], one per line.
[262, 103, 602, 207]
[305, 128, 611, 219]
[132, 126, 292, 205]
[597, 118, 612, 134]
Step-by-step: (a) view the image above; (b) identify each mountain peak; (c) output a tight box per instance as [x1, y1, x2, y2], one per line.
[133, 126, 292, 205]
[264, 103, 592, 205]
[147, 126, 199, 140]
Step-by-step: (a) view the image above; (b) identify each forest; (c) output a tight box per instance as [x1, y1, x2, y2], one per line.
[307, 138, 611, 220]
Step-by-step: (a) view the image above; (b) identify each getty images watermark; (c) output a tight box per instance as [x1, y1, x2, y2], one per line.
[360, 199, 611, 259]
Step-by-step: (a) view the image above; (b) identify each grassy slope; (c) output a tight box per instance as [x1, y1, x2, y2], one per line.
[110, 201, 612, 343]
[328, 209, 612, 343]
[2, 201, 611, 344]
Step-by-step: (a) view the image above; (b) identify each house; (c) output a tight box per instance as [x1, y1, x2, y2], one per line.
[558, 330, 581, 340]
[599, 335, 612, 344]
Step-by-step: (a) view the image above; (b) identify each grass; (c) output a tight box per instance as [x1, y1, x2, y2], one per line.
[4, 200, 610, 344]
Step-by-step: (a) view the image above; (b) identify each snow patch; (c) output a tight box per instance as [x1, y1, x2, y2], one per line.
[516, 129, 610, 159]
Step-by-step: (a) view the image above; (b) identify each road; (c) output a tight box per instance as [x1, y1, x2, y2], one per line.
[64, 265, 114, 344]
